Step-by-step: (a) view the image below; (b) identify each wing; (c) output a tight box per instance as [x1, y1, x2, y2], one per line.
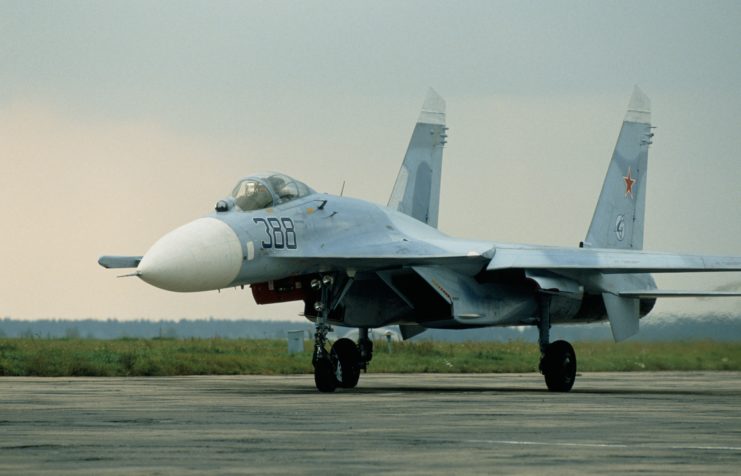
[618, 290, 741, 298]
[488, 245, 741, 342]
[273, 240, 489, 273]
[488, 246, 741, 274]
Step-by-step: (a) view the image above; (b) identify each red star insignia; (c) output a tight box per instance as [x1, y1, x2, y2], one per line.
[623, 167, 636, 198]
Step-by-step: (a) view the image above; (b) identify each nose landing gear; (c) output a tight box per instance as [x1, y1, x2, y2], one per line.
[310, 275, 369, 392]
[311, 275, 337, 392]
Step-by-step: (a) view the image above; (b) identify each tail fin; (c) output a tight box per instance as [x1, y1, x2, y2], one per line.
[387, 88, 447, 227]
[584, 86, 653, 250]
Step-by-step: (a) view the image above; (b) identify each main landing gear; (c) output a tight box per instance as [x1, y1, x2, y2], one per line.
[311, 275, 371, 392]
[537, 296, 577, 392]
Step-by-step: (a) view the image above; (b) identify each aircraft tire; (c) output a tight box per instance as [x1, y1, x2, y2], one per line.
[331, 338, 361, 389]
[314, 357, 337, 393]
[542, 340, 577, 392]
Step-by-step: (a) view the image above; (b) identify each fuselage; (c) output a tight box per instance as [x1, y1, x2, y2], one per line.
[136, 183, 655, 330]
[137, 191, 493, 292]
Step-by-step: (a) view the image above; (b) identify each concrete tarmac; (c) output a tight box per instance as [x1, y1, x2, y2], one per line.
[1, 372, 740, 475]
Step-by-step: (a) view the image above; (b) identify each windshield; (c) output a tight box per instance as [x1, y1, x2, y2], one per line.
[230, 173, 314, 211]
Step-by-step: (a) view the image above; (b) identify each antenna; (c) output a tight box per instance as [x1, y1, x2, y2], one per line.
[339, 180, 346, 197]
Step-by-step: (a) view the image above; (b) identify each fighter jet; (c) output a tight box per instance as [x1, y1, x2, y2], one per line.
[99, 88, 741, 392]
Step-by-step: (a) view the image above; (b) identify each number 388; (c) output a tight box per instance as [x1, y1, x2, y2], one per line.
[252, 217, 297, 249]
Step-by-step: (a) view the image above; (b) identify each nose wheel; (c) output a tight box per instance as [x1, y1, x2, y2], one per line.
[313, 353, 337, 392]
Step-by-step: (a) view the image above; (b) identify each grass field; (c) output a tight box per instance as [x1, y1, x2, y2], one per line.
[0, 338, 739, 376]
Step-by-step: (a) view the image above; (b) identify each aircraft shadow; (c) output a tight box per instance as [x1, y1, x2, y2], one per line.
[222, 384, 739, 398]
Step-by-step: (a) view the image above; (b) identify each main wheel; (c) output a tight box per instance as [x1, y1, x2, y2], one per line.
[314, 356, 337, 393]
[330, 338, 361, 389]
[541, 340, 577, 392]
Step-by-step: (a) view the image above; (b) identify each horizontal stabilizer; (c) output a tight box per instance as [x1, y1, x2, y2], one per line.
[603, 293, 639, 342]
[618, 290, 741, 298]
[98, 256, 142, 269]
[488, 247, 741, 273]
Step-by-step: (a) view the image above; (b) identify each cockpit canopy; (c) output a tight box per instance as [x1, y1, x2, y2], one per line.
[230, 173, 314, 211]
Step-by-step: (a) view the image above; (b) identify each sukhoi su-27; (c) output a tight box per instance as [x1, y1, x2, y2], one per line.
[100, 88, 741, 392]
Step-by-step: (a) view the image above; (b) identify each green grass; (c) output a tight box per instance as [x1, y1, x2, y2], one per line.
[0, 338, 739, 377]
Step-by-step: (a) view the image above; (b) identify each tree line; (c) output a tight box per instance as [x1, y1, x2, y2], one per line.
[1, 314, 740, 342]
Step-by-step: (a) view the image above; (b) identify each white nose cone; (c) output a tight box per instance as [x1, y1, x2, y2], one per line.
[138, 218, 243, 292]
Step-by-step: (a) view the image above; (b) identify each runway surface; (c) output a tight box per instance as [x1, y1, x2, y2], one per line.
[2, 372, 740, 475]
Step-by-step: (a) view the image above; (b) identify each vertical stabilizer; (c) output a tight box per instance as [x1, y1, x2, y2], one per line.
[585, 86, 652, 250]
[388, 89, 447, 227]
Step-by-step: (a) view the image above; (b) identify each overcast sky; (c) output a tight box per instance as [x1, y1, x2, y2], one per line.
[2, 0, 740, 321]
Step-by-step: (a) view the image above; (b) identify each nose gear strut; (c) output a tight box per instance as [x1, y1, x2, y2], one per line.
[312, 275, 337, 392]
